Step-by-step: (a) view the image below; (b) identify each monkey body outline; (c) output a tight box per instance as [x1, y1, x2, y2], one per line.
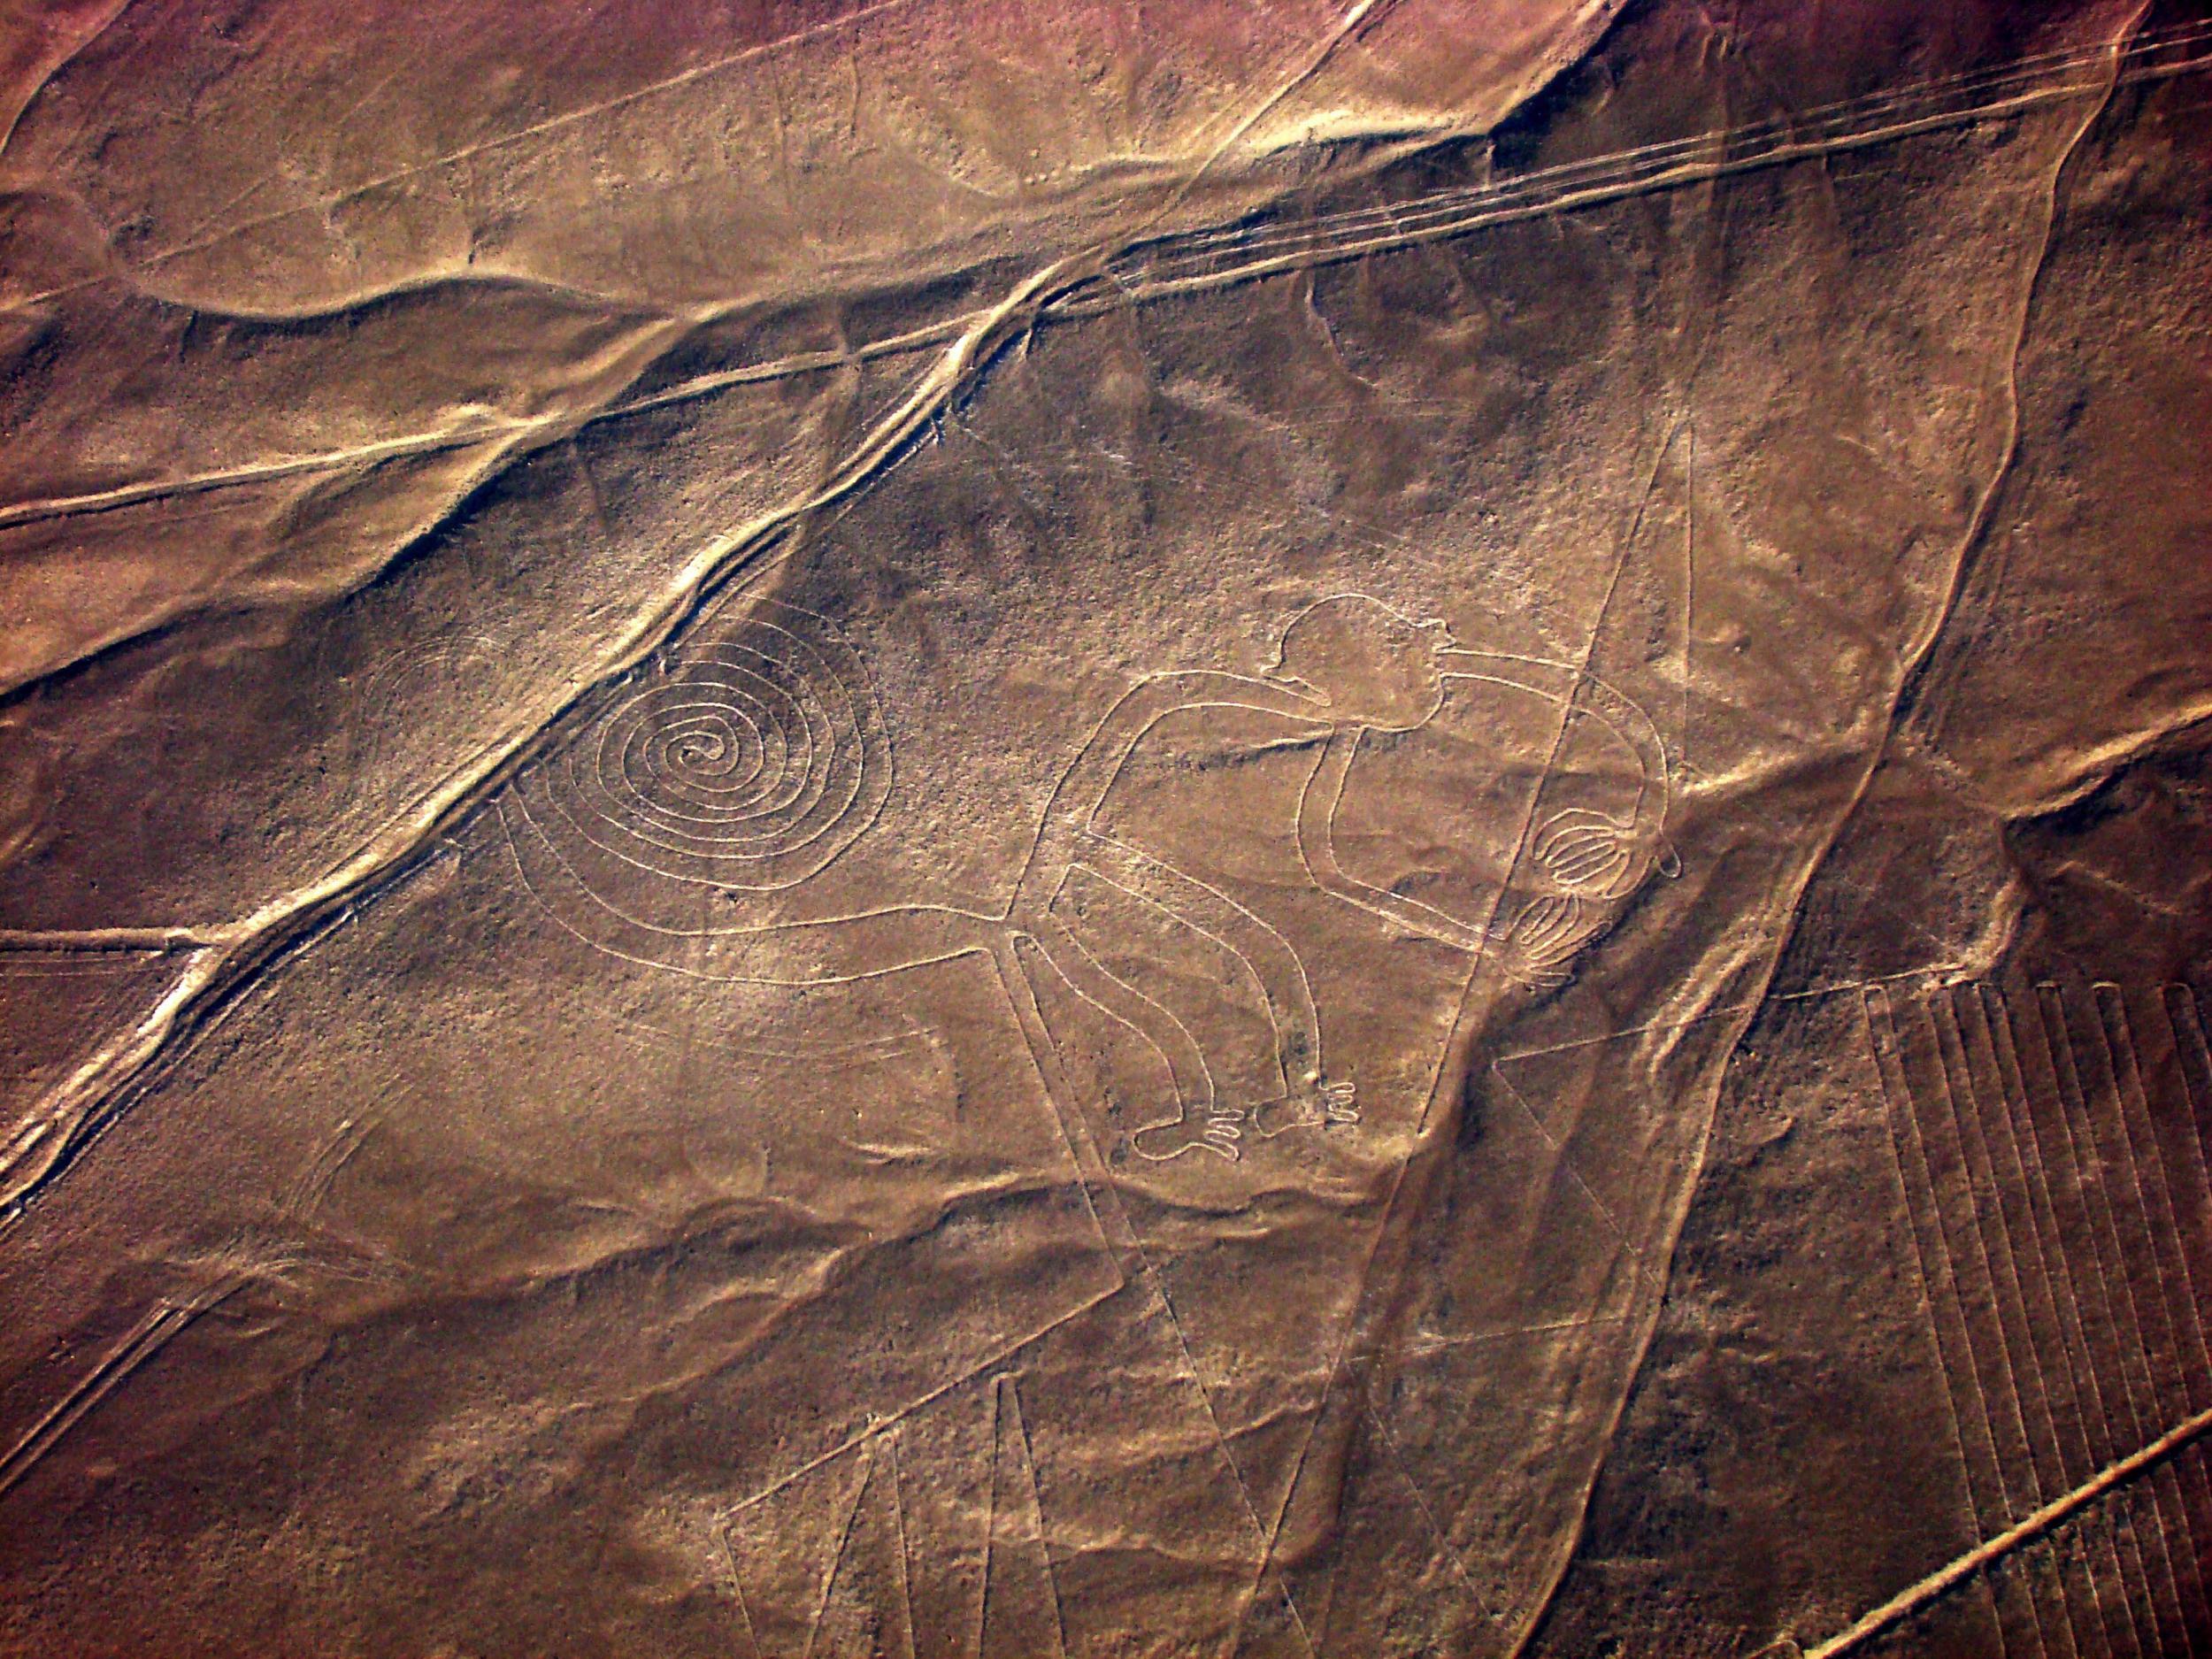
[503, 597, 1675, 1163]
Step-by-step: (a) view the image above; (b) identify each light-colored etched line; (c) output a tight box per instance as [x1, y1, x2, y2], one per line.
[2148, 987, 2212, 1652]
[2053, 1538, 2114, 1659]
[2096, 986, 2212, 1404]
[503, 591, 1483, 1176]
[886, 1431, 918, 1659]
[2067, 988, 2203, 1659]
[700, 938, 1141, 1532]
[1679, 424, 1695, 783]
[979, 1373, 1068, 1659]
[1, 226, 1119, 1217]
[1110, 26, 2210, 300]
[1075, 837, 1325, 1108]
[2165, 987, 2212, 1179]
[985, 945, 1137, 1275]
[521, 599, 892, 895]
[719, 1269, 1119, 1523]
[0, 414, 534, 531]
[2156, 985, 2212, 1646]
[1389, 1312, 1631, 1361]
[987, 940, 1142, 1271]
[2143, 1461, 2212, 1658]
[2097, 987, 2212, 1649]
[1349, 1366, 1502, 1632]
[1922, 995, 2055, 1654]
[0, 928, 229, 951]
[0, 317, 933, 545]
[1914, 995, 2051, 1563]
[2077, 1502, 2150, 1659]
[0, 1276, 240, 1500]
[1936, 992, 2070, 1502]
[2016, 990, 2153, 1452]
[71, 0, 929, 299]
[1911, 1026, 2062, 1659]
[0, 1303, 184, 1498]
[991, 918, 1310, 1658]
[1955, 987, 2117, 1656]
[1487, 1064, 1656, 1294]
[1807, 1401, 2212, 1659]
[14, 23, 2209, 547]
[1869, 37, 2140, 1620]
[2039, 986, 2198, 1657]
[1119, 21, 2212, 280]
[972, 1381, 999, 1659]
[1075, 46, 2212, 313]
[1008, 941, 1318, 1656]
[2078, 990, 2199, 1432]
[2041, 987, 2180, 1425]
[802, 1436, 886, 1659]
[0, 1096, 386, 1511]
[1033, 907, 1219, 1141]
[1020, 921, 1217, 1145]
[1864, 991, 2016, 1553]
[2024, 1532, 2093, 1659]
[2108, 1496, 2165, 1659]
[1250, 420, 1682, 1653]
[719, 1525, 768, 1659]
[2179, 1442, 2212, 1647]
[1961, 987, 2099, 1480]
[1989, 986, 2131, 1467]
[1983, 985, 2153, 1659]
[0, 13, 2189, 331]
[1494, 967, 1969, 1065]
[281, 1112, 377, 1220]
[2036, 992, 2193, 1659]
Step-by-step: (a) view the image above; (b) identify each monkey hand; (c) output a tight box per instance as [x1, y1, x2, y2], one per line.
[1532, 809, 1640, 895]
[1252, 1075, 1358, 1138]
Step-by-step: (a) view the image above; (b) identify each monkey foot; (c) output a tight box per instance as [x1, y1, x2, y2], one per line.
[1132, 1109, 1243, 1163]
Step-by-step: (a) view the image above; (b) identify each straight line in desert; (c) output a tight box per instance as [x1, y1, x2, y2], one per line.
[1807, 1402, 2212, 1659]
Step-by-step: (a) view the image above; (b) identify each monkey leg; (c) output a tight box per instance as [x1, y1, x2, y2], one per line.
[1016, 913, 1240, 1163]
[1072, 839, 1355, 1139]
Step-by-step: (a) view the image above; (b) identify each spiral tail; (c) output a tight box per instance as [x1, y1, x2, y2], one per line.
[505, 599, 891, 932]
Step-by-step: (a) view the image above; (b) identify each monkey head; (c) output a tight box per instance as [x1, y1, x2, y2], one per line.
[1268, 593, 1455, 733]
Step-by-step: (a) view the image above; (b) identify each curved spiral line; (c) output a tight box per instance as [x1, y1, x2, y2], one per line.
[565, 676, 841, 856]
[586, 663, 826, 835]
[517, 599, 890, 896]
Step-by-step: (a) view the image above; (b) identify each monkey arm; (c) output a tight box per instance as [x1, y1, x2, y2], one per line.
[1440, 651, 1678, 890]
[1296, 731, 1488, 952]
[1010, 669, 1329, 910]
[1439, 651, 1673, 841]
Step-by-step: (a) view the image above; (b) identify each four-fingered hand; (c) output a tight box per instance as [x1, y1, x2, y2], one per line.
[1532, 808, 1639, 895]
[1496, 891, 1586, 988]
[1132, 1073, 1361, 1163]
[1253, 1073, 1359, 1137]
